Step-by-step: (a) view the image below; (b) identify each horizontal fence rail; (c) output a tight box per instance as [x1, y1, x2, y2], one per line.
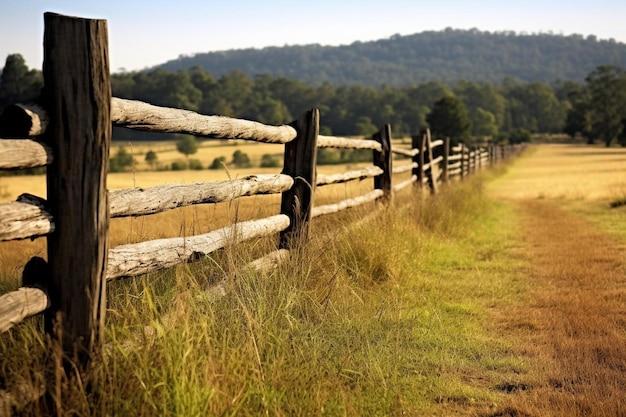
[1, 98, 298, 144]
[0, 11, 527, 412]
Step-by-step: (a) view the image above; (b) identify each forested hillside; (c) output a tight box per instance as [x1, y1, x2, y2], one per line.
[157, 29, 626, 86]
[2, 51, 625, 147]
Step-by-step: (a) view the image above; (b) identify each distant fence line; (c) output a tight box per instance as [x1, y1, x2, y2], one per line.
[0, 12, 524, 412]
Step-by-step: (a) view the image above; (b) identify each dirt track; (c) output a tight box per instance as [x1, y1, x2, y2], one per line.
[489, 197, 626, 416]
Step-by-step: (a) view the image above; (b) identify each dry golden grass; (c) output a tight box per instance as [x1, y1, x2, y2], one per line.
[114, 140, 285, 171]
[0, 145, 378, 293]
[487, 200, 626, 417]
[484, 144, 626, 416]
[488, 144, 626, 201]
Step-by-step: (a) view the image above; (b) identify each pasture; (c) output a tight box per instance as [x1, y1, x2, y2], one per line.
[2, 143, 626, 416]
[488, 143, 626, 201]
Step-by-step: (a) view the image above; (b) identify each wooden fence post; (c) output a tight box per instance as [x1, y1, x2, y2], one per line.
[372, 124, 392, 202]
[424, 129, 438, 194]
[460, 144, 466, 180]
[43, 13, 111, 371]
[279, 109, 319, 249]
[442, 137, 450, 184]
[412, 132, 425, 190]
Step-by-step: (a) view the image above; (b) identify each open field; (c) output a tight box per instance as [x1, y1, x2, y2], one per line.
[485, 143, 626, 416]
[488, 144, 626, 201]
[2, 178, 531, 416]
[3, 143, 625, 415]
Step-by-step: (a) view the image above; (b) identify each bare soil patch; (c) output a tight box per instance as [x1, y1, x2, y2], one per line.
[489, 199, 626, 416]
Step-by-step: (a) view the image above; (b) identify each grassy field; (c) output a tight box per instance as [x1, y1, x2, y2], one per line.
[1, 157, 528, 416]
[487, 143, 626, 243]
[485, 143, 626, 416]
[2, 142, 625, 415]
[488, 143, 626, 201]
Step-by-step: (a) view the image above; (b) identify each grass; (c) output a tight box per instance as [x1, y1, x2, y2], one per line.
[483, 143, 626, 416]
[487, 142, 626, 243]
[0, 175, 529, 416]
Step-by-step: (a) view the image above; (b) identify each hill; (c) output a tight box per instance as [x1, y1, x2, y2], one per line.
[156, 29, 626, 86]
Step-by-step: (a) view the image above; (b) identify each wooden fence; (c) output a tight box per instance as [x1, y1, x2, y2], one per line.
[0, 12, 524, 411]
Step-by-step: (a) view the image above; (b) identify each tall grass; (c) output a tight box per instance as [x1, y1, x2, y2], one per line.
[1, 177, 527, 416]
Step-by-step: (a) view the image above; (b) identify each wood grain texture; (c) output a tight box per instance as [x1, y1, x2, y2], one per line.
[0, 103, 49, 138]
[43, 12, 111, 364]
[311, 189, 383, 218]
[0, 194, 53, 241]
[424, 130, 439, 194]
[110, 174, 293, 217]
[112, 97, 297, 143]
[0, 139, 52, 169]
[317, 166, 383, 186]
[0, 287, 49, 333]
[0, 98, 297, 144]
[107, 214, 290, 280]
[372, 124, 392, 200]
[280, 109, 318, 249]
[317, 135, 382, 151]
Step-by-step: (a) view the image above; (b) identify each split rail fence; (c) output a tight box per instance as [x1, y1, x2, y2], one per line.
[0, 12, 524, 411]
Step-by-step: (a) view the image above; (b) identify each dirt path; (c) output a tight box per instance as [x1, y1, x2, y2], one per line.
[491, 199, 626, 416]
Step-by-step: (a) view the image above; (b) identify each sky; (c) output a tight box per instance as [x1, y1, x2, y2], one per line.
[1, 0, 626, 72]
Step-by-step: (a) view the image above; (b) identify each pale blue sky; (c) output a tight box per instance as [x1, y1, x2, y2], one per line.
[1, 0, 625, 72]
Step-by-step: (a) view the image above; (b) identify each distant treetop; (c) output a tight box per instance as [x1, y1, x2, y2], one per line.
[155, 29, 626, 86]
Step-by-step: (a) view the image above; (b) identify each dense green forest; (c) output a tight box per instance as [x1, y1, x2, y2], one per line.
[157, 29, 626, 86]
[1, 53, 626, 146]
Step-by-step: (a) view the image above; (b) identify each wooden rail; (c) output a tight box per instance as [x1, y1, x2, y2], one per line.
[0, 11, 527, 410]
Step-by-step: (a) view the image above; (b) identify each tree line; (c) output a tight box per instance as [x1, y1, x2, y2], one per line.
[1, 53, 625, 146]
[157, 29, 626, 86]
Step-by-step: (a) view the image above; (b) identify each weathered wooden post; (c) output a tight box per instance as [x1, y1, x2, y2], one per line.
[423, 129, 438, 194]
[279, 109, 319, 249]
[372, 124, 392, 202]
[43, 12, 111, 371]
[442, 137, 450, 184]
[460, 144, 466, 180]
[412, 132, 425, 190]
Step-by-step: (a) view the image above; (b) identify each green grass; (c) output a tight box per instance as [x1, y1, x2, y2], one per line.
[1, 178, 529, 416]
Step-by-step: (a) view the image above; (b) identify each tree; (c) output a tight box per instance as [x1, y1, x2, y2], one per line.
[455, 81, 507, 134]
[109, 147, 134, 172]
[563, 89, 594, 143]
[472, 108, 499, 139]
[508, 128, 532, 144]
[260, 153, 281, 168]
[353, 116, 378, 136]
[503, 82, 566, 133]
[585, 65, 626, 146]
[144, 150, 158, 169]
[426, 96, 472, 145]
[232, 150, 251, 168]
[176, 136, 198, 163]
[209, 156, 227, 170]
[0, 54, 42, 110]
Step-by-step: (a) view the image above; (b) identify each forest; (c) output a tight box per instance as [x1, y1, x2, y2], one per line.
[157, 29, 626, 86]
[1, 53, 626, 147]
